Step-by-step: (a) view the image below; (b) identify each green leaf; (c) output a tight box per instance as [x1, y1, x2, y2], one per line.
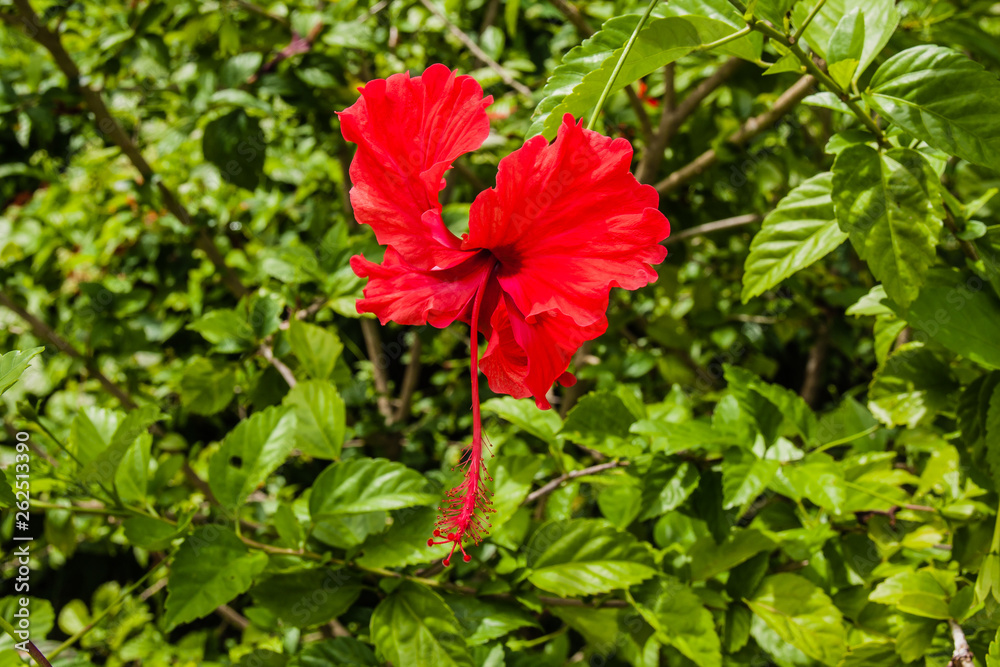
[0, 597, 54, 652]
[251, 568, 362, 627]
[869, 570, 955, 618]
[827, 8, 865, 66]
[528, 16, 702, 139]
[444, 595, 539, 646]
[292, 638, 379, 667]
[987, 626, 1000, 667]
[637, 457, 699, 520]
[0, 469, 17, 509]
[122, 515, 190, 551]
[724, 365, 818, 443]
[561, 390, 639, 455]
[504, 0, 519, 37]
[209, 405, 298, 511]
[203, 108, 266, 189]
[80, 405, 162, 486]
[722, 449, 780, 510]
[163, 526, 268, 629]
[866, 45, 1000, 172]
[491, 455, 543, 531]
[288, 319, 344, 381]
[370, 581, 472, 667]
[259, 246, 323, 284]
[525, 518, 658, 596]
[483, 397, 563, 444]
[746, 573, 847, 666]
[889, 268, 1000, 370]
[356, 507, 437, 570]
[309, 458, 436, 518]
[187, 309, 255, 353]
[831, 145, 943, 308]
[70, 406, 123, 466]
[742, 172, 847, 302]
[115, 432, 151, 504]
[868, 342, 957, 428]
[283, 380, 345, 459]
[632, 576, 722, 666]
[793, 0, 898, 79]
[688, 529, 776, 581]
[179, 357, 236, 415]
[0, 346, 43, 397]
[659, 0, 763, 60]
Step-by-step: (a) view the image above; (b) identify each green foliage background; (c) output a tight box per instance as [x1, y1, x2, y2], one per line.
[2, 0, 1000, 665]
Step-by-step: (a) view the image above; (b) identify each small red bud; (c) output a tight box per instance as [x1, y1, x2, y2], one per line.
[427, 538, 434, 546]
[463, 554, 471, 562]
[443, 557, 451, 567]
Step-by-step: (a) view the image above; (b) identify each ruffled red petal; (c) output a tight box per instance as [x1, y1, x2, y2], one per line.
[480, 294, 606, 409]
[465, 114, 670, 327]
[351, 248, 494, 328]
[340, 64, 493, 270]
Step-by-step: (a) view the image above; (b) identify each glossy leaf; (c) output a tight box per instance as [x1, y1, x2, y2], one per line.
[370, 582, 472, 667]
[632, 576, 722, 666]
[525, 518, 658, 596]
[742, 172, 846, 302]
[0, 346, 43, 397]
[164, 527, 268, 629]
[746, 573, 847, 666]
[209, 405, 297, 510]
[283, 379, 345, 459]
[528, 16, 703, 139]
[867, 45, 1000, 172]
[832, 146, 943, 308]
[309, 458, 437, 518]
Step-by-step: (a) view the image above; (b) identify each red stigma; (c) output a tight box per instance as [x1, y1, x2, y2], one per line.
[427, 262, 497, 565]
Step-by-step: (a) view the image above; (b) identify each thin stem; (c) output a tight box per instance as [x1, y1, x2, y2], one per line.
[744, 15, 887, 145]
[791, 0, 826, 43]
[523, 460, 629, 504]
[587, 0, 661, 131]
[48, 559, 168, 659]
[0, 617, 52, 667]
[418, 0, 532, 97]
[697, 25, 752, 52]
[429, 261, 497, 564]
[810, 424, 880, 453]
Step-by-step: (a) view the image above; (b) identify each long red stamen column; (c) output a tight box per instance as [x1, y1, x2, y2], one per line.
[427, 262, 496, 565]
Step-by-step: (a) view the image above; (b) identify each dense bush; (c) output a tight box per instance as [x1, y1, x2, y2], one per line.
[3, 0, 1000, 665]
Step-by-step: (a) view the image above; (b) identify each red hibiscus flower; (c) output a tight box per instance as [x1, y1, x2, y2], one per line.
[340, 64, 670, 565]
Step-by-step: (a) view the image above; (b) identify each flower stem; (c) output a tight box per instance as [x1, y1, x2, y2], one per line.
[429, 260, 497, 564]
[586, 0, 661, 132]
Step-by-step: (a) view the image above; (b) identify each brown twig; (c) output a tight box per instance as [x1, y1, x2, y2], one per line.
[550, 0, 594, 35]
[259, 342, 297, 388]
[523, 460, 629, 504]
[418, 0, 532, 97]
[655, 75, 816, 195]
[0, 291, 139, 409]
[948, 619, 975, 667]
[799, 316, 830, 407]
[7, 0, 247, 298]
[233, 0, 290, 27]
[393, 336, 422, 423]
[664, 214, 762, 245]
[558, 341, 592, 419]
[360, 319, 395, 422]
[636, 58, 743, 183]
[215, 604, 250, 630]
